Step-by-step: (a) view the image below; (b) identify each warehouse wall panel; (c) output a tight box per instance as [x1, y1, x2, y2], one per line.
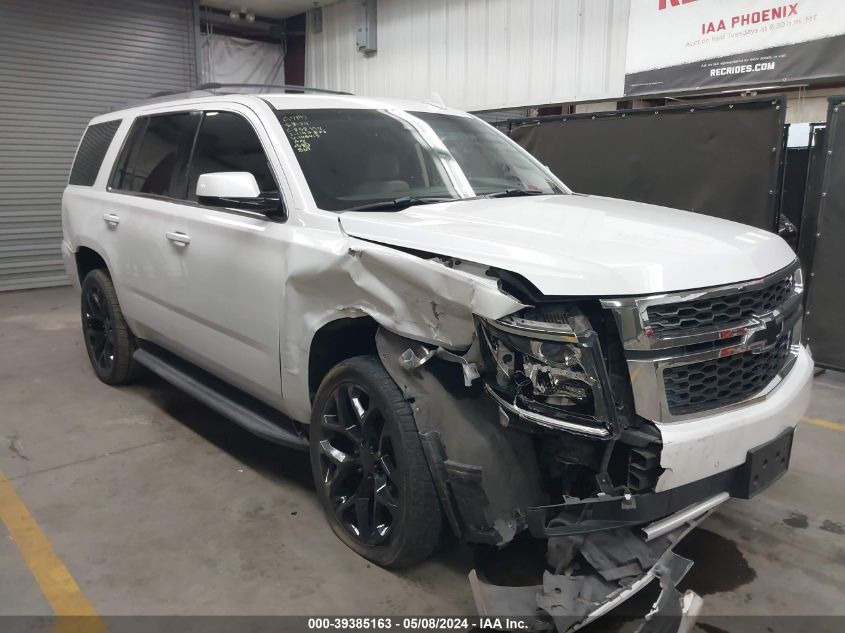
[0, 0, 197, 291]
[305, 0, 630, 112]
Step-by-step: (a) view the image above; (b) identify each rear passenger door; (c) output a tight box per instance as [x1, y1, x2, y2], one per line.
[105, 111, 201, 346]
[156, 106, 288, 408]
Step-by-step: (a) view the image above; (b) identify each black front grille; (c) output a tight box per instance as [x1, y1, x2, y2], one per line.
[647, 276, 794, 335]
[663, 335, 791, 415]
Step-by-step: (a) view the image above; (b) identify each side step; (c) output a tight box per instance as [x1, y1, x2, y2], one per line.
[133, 347, 308, 451]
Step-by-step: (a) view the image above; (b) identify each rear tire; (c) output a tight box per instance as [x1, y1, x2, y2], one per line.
[310, 355, 442, 568]
[80, 269, 138, 385]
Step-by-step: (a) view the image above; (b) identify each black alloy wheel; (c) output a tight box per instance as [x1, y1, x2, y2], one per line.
[83, 280, 116, 375]
[310, 356, 442, 568]
[317, 382, 400, 545]
[80, 269, 138, 385]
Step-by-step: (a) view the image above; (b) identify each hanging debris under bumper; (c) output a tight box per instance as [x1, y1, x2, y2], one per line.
[470, 514, 709, 633]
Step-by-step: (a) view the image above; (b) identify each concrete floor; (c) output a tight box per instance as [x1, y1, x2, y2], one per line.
[1, 286, 844, 627]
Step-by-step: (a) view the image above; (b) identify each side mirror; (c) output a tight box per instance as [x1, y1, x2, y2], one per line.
[196, 172, 284, 218]
[197, 172, 260, 199]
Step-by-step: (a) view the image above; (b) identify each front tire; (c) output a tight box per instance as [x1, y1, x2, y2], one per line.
[310, 356, 442, 568]
[80, 269, 138, 385]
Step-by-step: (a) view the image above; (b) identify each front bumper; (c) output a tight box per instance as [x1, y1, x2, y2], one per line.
[653, 344, 812, 491]
[471, 346, 811, 632]
[526, 426, 793, 538]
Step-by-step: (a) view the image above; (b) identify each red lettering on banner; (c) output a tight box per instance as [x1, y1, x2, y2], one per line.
[701, 19, 726, 34]
[659, 0, 697, 10]
[730, 3, 799, 29]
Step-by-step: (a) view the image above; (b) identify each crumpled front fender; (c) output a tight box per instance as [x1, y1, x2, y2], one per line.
[342, 240, 527, 349]
[281, 230, 525, 422]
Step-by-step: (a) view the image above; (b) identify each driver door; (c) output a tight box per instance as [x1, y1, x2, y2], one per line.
[156, 106, 289, 408]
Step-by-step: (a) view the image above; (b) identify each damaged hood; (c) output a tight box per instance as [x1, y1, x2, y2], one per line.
[339, 194, 796, 297]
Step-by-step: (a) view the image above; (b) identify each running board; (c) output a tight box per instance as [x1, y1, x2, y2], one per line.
[133, 347, 308, 451]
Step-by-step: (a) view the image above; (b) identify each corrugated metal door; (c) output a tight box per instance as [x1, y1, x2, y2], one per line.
[0, 0, 198, 291]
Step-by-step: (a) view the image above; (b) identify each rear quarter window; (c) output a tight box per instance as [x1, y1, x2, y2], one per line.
[69, 120, 121, 186]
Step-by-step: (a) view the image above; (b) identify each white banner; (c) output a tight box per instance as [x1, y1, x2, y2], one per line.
[625, 0, 845, 95]
[201, 34, 285, 86]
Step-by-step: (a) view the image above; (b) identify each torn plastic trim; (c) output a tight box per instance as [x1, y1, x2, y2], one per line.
[418, 430, 464, 539]
[539, 549, 696, 633]
[470, 507, 711, 633]
[575, 538, 701, 633]
[376, 327, 546, 546]
[525, 464, 737, 538]
[399, 338, 482, 387]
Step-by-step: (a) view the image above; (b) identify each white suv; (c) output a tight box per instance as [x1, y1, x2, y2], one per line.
[62, 86, 812, 626]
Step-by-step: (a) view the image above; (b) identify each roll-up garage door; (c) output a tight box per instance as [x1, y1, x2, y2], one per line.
[0, 0, 198, 291]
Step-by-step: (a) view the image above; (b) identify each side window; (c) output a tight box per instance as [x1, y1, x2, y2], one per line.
[187, 111, 278, 199]
[110, 118, 147, 191]
[69, 120, 121, 186]
[110, 112, 200, 198]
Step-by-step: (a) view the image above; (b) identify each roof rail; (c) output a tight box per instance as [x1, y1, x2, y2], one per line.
[109, 83, 354, 112]
[148, 82, 353, 99]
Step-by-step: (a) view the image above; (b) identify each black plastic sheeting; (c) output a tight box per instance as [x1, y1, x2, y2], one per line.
[780, 146, 811, 229]
[510, 98, 785, 232]
[798, 126, 828, 295]
[802, 98, 845, 371]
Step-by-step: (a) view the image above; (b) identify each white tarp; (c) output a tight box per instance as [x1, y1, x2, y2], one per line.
[201, 33, 285, 85]
[625, 0, 845, 95]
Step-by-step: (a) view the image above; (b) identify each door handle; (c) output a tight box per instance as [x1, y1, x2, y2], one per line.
[103, 213, 120, 227]
[165, 231, 191, 246]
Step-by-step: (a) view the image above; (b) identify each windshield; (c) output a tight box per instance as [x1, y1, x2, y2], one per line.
[276, 108, 565, 211]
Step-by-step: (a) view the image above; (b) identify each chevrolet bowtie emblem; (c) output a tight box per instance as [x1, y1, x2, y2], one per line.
[761, 317, 784, 348]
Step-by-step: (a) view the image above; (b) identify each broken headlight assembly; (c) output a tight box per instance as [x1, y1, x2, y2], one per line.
[480, 305, 619, 438]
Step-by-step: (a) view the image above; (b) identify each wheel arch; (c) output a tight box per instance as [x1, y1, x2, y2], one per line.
[74, 245, 109, 284]
[308, 315, 380, 401]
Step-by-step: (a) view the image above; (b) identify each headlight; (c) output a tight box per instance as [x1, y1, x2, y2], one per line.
[480, 305, 617, 437]
[487, 326, 594, 411]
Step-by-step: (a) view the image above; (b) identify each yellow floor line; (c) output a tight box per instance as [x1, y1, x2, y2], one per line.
[0, 469, 105, 633]
[801, 416, 845, 432]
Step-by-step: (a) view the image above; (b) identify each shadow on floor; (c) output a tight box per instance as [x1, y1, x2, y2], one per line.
[128, 371, 315, 493]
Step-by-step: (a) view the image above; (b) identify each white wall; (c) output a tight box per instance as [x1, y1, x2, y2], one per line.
[666, 87, 838, 125]
[575, 100, 619, 114]
[784, 88, 840, 124]
[306, 0, 630, 112]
